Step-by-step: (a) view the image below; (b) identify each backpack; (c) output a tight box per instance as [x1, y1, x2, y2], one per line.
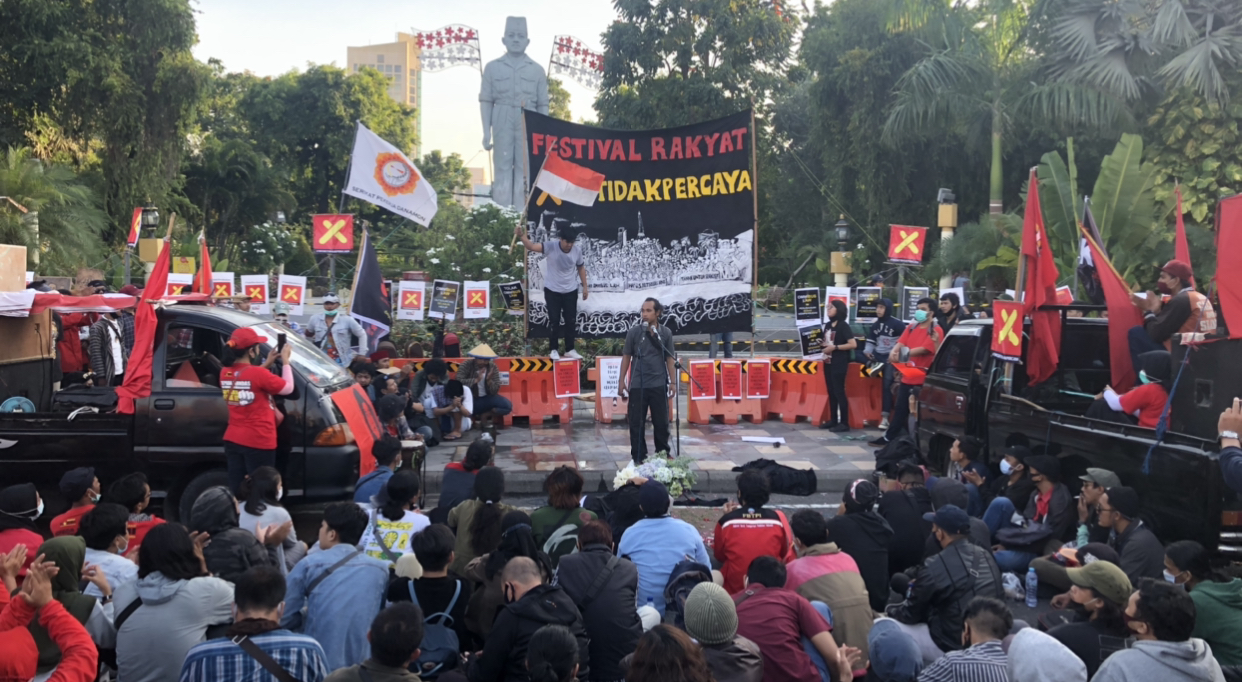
[406, 580, 462, 678]
[662, 558, 712, 628]
[731, 459, 818, 496]
[874, 435, 920, 478]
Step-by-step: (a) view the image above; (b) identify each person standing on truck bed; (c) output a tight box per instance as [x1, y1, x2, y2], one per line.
[220, 328, 295, 495]
[88, 308, 129, 386]
[305, 293, 368, 366]
[1127, 260, 1216, 373]
[870, 298, 943, 448]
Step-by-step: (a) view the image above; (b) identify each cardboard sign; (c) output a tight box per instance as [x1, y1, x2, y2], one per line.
[794, 287, 823, 327]
[720, 361, 743, 399]
[799, 324, 826, 360]
[554, 358, 581, 397]
[888, 225, 928, 264]
[172, 256, 196, 275]
[240, 275, 271, 316]
[991, 299, 1024, 363]
[277, 274, 307, 316]
[746, 359, 770, 398]
[429, 279, 460, 320]
[463, 280, 490, 320]
[855, 287, 882, 324]
[330, 383, 385, 478]
[498, 281, 526, 315]
[313, 214, 355, 253]
[687, 360, 717, 401]
[210, 272, 235, 298]
[396, 281, 426, 321]
[166, 273, 193, 296]
[903, 286, 930, 321]
[1055, 285, 1073, 306]
[597, 356, 623, 398]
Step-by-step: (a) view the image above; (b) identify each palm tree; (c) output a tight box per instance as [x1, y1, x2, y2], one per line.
[0, 146, 108, 273]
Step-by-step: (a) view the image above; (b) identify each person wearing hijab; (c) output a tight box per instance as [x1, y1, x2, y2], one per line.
[28, 536, 116, 676]
[464, 510, 553, 639]
[1086, 350, 1173, 428]
[826, 479, 894, 613]
[0, 483, 44, 583]
[864, 298, 907, 431]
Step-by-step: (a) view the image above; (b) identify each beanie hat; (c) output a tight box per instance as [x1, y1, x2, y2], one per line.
[1024, 455, 1061, 482]
[683, 582, 738, 646]
[1106, 486, 1141, 519]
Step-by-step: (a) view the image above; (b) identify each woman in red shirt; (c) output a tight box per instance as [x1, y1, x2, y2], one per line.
[220, 328, 294, 495]
[1092, 350, 1172, 429]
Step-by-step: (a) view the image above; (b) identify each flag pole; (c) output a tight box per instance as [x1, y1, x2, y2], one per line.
[749, 105, 759, 359]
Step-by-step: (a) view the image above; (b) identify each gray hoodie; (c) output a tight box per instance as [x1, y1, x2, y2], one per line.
[1092, 638, 1225, 682]
[113, 571, 234, 682]
[1008, 628, 1086, 682]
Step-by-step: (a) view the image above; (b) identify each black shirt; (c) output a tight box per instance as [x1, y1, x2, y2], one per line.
[622, 324, 673, 389]
[387, 575, 475, 650]
[827, 511, 894, 613]
[879, 488, 934, 576]
[825, 319, 856, 371]
[1048, 618, 1131, 678]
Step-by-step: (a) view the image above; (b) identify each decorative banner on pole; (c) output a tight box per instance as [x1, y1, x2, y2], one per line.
[127, 208, 142, 248]
[240, 275, 270, 315]
[396, 281, 426, 321]
[497, 281, 526, 315]
[313, 214, 354, 253]
[854, 287, 882, 324]
[463, 281, 491, 319]
[344, 123, 439, 226]
[549, 35, 605, 89]
[888, 225, 928, 264]
[211, 272, 235, 298]
[794, 287, 823, 327]
[277, 275, 307, 316]
[166, 273, 193, 296]
[428, 279, 460, 320]
[746, 359, 771, 399]
[991, 300, 1024, 363]
[411, 25, 481, 72]
[554, 358, 581, 397]
[798, 324, 826, 360]
[597, 357, 623, 398]
[689, 360, 717, 401]
[903, 286, 930, 322]
[720, 361, 743, 399]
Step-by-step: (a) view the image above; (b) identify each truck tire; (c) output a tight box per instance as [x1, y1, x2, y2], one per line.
[175, 470, 230, 523]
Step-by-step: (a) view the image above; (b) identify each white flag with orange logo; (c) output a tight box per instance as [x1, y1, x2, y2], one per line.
[344, 123, 438, 226]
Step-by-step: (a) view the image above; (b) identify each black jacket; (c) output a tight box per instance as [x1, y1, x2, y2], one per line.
[1012, 483, 1074, 553]
[886, 538, 1002, 654]
[980, 472, 1036, 509]
[1113, 520, 1165, 585]
[879, 488, 933, 576]
[468, 583, 590, 682]
[827, 511, 894, 613]
[555, 545, 641, 681]
[188, 486, 274, 583]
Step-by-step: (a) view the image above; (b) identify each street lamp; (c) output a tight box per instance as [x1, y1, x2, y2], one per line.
[830, 213, 853, 288]
[141, 203, 160, 234]
[834, 215, 853, 251]
[127, 203, 160, 286]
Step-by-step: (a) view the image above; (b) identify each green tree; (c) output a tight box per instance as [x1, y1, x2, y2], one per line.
[417, 150, 472, 204]
[0, 147, 109, 272]
[548, 78, 572, 120]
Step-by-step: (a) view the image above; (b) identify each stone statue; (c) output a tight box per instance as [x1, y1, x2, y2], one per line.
[480, 16, 549, 208]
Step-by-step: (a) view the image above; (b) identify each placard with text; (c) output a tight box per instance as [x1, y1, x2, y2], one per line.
[240, 275, 270, 316]
[689, 360, 717, 401]
[746, 360, 770, 399]
[720, 361, 743, 399]
[554, 358, 581, 398]
[396, 281, 426, 321]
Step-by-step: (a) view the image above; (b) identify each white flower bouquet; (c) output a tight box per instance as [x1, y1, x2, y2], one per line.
[612, 451, 698, 498]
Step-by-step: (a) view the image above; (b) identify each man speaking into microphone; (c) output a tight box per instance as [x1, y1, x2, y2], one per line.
[619, 298, 675, 464]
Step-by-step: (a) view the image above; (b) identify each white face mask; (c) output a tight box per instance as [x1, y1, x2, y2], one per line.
[1164, 569, 1185, 587]
[34, 500, 44, 519]
[1000, 460, 1013, 475]
[276, 487, 283, 501]
[116, 537, 129, 555]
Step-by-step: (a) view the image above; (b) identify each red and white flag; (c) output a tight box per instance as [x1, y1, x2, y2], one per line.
[533, 154, 605, 207]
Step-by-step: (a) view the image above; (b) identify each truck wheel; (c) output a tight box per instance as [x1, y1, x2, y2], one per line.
[175, 470, 230, 523]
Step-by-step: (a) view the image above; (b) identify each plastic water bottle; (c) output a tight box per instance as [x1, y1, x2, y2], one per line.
[646, 597, 654, 609]
[1025, 568, 1039, 608]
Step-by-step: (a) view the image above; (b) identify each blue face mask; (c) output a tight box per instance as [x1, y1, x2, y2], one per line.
[1139, 370, 1152, 385]
[913, 310, 930, 323]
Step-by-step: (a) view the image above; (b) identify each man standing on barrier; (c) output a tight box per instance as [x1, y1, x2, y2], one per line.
[619, 298, 675, 464]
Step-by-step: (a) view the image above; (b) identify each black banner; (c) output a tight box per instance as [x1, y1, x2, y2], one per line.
[523, 110, 755, 338]
[855, 287, 881, 324]
[794, 287, 822, 327]
[498, 281, 526, 315]
[799, 324, 825, 359]
[429, 279, 460, 320]
[903, 287, 930, 322]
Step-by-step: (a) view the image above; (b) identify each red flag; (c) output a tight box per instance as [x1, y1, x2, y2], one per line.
[1021, 168, 1061, 385]
[117, 237, 171, 414]
[127, 208, 142, 248]
[1174, 185, 1195, 288]
[1217, 194, 1242, 340]
[1081, 207, 1146, 390]
[194, 234, 213, 295]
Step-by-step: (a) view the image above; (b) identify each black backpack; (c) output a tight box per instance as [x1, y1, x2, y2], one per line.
[662, 558, 712, 628]
[874, 435, 920, 478]
[406, 580, 462, 678]
[731, 458, 817, 496]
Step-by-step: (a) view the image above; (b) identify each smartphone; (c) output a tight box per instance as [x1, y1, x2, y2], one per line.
[276, 333, 287, 352]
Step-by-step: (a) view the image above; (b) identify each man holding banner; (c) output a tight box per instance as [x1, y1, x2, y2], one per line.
[619, 298, 675, 464]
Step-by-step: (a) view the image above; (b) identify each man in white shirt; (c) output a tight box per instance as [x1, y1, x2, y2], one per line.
[79, 502, 139, 598]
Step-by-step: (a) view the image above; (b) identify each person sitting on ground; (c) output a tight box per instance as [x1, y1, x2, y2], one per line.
[406, 358, 455, 441]
[615, 479, 711, 619]
[1094, 578, 1227, 682]
[27, 536, 116, 676]
[531, 466, 597, 567]
[354, 436, 405, 506]
[49, 467, 100, 537]
[987, 454, 1073, 575]
[1164, 540, 1242, 667]
[324, 602, 426, 682]
[1126, 259, 1216, 373]
[465, 511, 554, 640]
[1030, 467, 1120, 593]
[105, 472, 166, 557]
[785, 509, 872, 673]
[378, 393, 423, 443]
[914, 596, 1010, 682]
[180, 566, 329, 682]
[1086, 350, 1173, 428]
[1044, 543, 1122, 615]
[554, 520, 642, 682]
[456, 345, 514, 433]
[879, 463, 934, 577]
[360, 470, 429, 564]
[523, 625, 581, 682]
[922, 479, 990, 556]
[676, 582, 763, 682]
[734, 556, 859, 682]
[975, 445, 1035, 519]
[441, 379, 475, 441]
[281, 502, 390, 671]
[238, 466, 306, 574]
[826, 479, 893, 614]
[714, 470, 795, 595]
[0, 483, 45, 583]
[885, 505, 1002, 664]
[1045, 559, 1133, 678]
[622, 624, 715, 682]
[79, 503, 138, 600]
[1007, 627, 1088, 682]
[188, 486, 279, 583]
[866, 619, 923, 682]
[448, 467, 517, 578]
[431, 435, 493, 525]
[387, 523, 476, 653]
[941, 437, 987, 516]
[1096, 486, 1165, 584]
[355, 363, 378, 403]
[0, 553, 100, 682]
[464, 556, 591, 682]
[113, 522, 235, 682]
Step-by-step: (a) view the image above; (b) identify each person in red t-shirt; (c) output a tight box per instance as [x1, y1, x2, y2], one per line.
[871, 298, 943, 447]
[713, 470, 795, 594]
[1088, 350, 1172, 429]
[220, 328, 294, 495]
[49, 468, 100, 537]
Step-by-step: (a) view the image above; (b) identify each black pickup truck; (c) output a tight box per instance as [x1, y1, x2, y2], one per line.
[1, 305, 361, 521]
[916, 316, 1242, 555]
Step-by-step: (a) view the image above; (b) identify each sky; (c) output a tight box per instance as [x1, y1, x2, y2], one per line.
[193, 0, 620, 182]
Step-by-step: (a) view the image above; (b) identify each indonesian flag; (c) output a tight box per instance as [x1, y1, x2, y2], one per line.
[534, 153, 606, 207]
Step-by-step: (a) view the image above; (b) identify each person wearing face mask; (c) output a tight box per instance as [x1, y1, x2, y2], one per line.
[1127, 260, 1216, 374]
[49, 467, 101, 537]
[987, 454, 1073, 575]
[821, 299, 858, 433]
[1093, 578, 1227, 682]
[239, 466, 306, 574]
[79, 503, 139, 600]
[977, 445, 1036, 528]
[1163, 540, 1242, 668]
[220, 327, 295, 496]
[305, 293, 368, 366]
[1086, 350, 1173, 428]
[180, 566, 329, 682]
[0, 483, 44, 583]
[870, 298, 943, 447]
[1096, 486, 1165, 585]
[1045, 559, 1134, 677]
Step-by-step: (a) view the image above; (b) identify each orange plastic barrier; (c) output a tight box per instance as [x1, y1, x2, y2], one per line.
[683, 363, 764, 425]
[845, 364, 884, 428]
[761, 359, 829, 426]
[494, 357, 574, 425]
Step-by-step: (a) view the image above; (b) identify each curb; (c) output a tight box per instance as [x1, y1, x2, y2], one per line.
[421, 468, 857, 497]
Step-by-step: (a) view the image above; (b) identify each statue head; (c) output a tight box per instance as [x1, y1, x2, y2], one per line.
[503, 17, 530, 56]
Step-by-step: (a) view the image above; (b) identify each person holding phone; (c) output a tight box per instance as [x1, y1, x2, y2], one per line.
[220, 328, 295, 495]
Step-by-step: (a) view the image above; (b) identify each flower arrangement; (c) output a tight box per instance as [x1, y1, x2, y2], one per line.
[613, 452, 698, 498]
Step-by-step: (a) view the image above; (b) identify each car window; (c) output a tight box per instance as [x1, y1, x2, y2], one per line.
[249, 323, 350, 388]
[164, 325, 227, 389]
[932, 334, 980, 378]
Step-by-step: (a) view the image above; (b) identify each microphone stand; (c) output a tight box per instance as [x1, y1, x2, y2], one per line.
[648, 323, 703, 459]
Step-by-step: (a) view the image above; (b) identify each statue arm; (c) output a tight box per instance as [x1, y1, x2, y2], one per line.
[480, 67, 494, 149]
[537, 75, 549, 115]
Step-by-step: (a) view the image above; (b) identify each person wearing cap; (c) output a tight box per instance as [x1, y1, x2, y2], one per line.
[677, 582, 763, 682]
[919, 479, 991, 561]
[220, 327, 295, 494]
[615, 479, 710, 619]
[1128, 259, 1217, 367]
[272, 301, 301, 332]
[979, 445, 1035, 534]
[1044, 543, 1122, 610]
[1045, 559, 1134, 677]
[232, 295, 253, 313]
[1028, 467, 1121, 592]
[516, 221, 587, 361]
[880, 463, 935, 577]
[987, 454, 1073, 574]
[826, 479, 894, 614]
[1086, 349, 1173, 429]
[1097, 486, 1165, 584]
[885, 505, 1002, 664]
[457, 344, 513, 433]
[304, 293, 368, 366]
[913, 596, 1011, 682]
[1093, 579, 1227, 682]
[48, 468, 100, 537]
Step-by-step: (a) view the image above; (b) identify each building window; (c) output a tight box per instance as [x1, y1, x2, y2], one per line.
[395, 65, 402, 74]
[353, 64, 358, 71]
[376, 54, 385, 64]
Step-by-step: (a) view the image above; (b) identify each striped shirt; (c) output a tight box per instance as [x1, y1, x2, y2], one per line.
[179, 630, 329, 682]
[917, 640, 1009, 682]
